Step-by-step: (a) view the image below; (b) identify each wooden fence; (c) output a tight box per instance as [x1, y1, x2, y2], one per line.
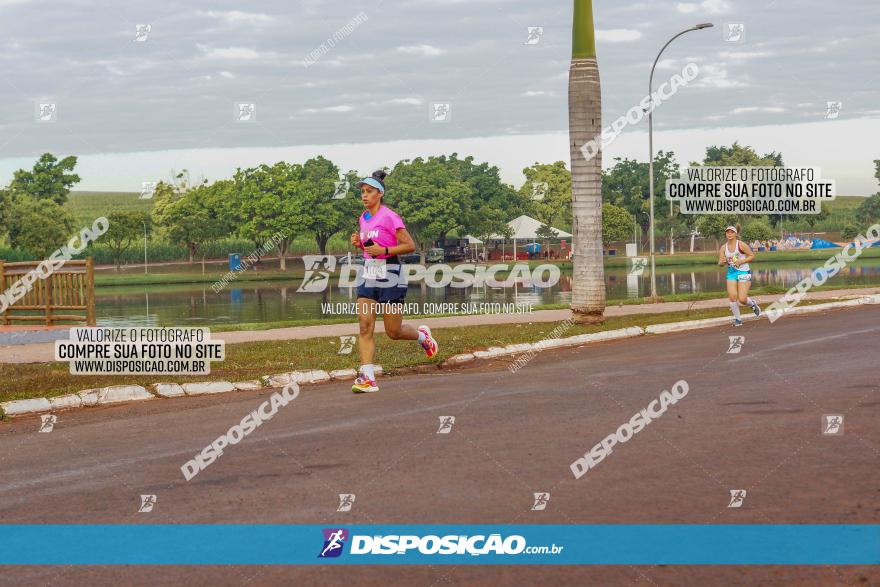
[0, 258, 95, 326]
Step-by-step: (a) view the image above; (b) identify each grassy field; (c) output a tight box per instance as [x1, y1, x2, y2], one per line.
[66, 191, 153, 227]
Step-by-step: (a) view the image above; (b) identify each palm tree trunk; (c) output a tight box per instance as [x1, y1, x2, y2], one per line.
[569, 0, 605, 324]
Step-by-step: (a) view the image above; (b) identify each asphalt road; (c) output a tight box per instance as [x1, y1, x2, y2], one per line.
[1, 305, 879, 586]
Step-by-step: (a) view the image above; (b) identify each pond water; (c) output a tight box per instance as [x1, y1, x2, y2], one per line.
[94, 259, 880, 326]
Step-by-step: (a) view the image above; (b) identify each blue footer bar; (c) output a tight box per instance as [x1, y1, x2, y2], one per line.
[1, 525, 877, 565]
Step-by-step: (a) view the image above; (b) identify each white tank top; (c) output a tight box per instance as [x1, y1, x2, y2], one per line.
[725, 240, 749, 271]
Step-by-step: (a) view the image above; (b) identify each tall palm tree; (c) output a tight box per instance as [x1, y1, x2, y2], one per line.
[569, 0, 605, 323]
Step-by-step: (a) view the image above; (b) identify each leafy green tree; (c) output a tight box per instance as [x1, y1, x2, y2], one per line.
[152, 177, 232, 265]
[854, 159, 880, 225]
[6, 196, 75, 258]
[0, 188, 12, 237]
[696, 214, 739, 239]
[856, 194, 880, 224]
[802, 205, 830, 230]
[520, 161, 572, 230]
[233, 162, 302, 270]
[297, 156, 362, 254]
[602, 151, 679, 231]
[385, 156, 471, 259]
[741, 220, 776, 242]
[602, 203, 632, 245]
[841, 224, 860, 241]
[695, 142, 786, 229]
[105, 211, 151, 271]
[448, 154, 527, 244]
[9, 153, 81, 205]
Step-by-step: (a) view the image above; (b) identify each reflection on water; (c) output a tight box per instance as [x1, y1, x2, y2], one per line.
[96, 262, 880, 327]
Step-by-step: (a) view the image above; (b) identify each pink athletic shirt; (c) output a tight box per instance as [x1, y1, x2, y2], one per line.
[359, 205, 406, 260]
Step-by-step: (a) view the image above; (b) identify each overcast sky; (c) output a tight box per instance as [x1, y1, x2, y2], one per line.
[0, 0, 876, 194]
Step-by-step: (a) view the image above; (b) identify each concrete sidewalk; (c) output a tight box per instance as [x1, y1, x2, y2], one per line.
[2, 287, 878, 364]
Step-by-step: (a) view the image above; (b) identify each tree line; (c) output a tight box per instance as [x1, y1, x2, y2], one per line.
[0, 146, 877, 269]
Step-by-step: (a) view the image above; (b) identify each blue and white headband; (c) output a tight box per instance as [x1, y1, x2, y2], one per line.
[356, 177, 385, 193]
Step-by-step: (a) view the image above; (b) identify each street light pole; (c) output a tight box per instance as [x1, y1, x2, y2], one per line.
[648, 22, 713, 301]
[142, 221, 148, 275]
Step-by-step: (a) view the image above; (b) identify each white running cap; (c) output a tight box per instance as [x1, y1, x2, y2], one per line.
[725, 225, 738, 233]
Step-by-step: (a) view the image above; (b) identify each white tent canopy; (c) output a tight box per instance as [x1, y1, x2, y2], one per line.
[489, 215, 572, 241]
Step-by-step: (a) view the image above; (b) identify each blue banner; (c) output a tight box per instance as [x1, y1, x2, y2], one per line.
[1, 525, 877, 565]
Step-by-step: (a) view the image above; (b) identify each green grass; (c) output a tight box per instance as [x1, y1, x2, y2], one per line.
[66, 191, 153, 227]
[0, 297, 844, 411]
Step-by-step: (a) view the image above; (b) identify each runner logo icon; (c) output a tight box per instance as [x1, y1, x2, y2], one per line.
[319, 528, 348, 558]
[298, 255, 337, 293]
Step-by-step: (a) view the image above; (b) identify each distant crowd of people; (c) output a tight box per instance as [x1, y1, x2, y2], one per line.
[749, 236, 813, 251]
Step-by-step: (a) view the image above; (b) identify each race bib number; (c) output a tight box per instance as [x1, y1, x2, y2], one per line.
[737, 272, 752, 282]
[363, 259, 387, 280]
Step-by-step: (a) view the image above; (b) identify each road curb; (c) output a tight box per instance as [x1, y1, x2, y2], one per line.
[2, 294, 876, 419]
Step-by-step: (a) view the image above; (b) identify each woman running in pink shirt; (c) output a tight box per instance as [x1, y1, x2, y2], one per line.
[349, 170, 439, 394]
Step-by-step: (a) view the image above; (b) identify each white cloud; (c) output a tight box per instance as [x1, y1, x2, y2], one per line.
[701, 0, 731, 13]
[596, 29, 642, 43]
[396, 44, 446, 56]
[690, 64, 749, 89]
[677, 0, 730, 14]
[199, 10, 273, 26]
[302, 105, 354, 113]
[197, 45, 265, 60]
[523, 90, 554, 97]
[731, 106, 786, 114]
[219, 71, 236, 79]
[387, 98, 423, 105]
[717, 51, 773, 60]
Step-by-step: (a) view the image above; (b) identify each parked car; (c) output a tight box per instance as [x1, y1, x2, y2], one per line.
[336, 254, 364, 265]
[399, 253, 421, 264]
[426, 247, 445, 263]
